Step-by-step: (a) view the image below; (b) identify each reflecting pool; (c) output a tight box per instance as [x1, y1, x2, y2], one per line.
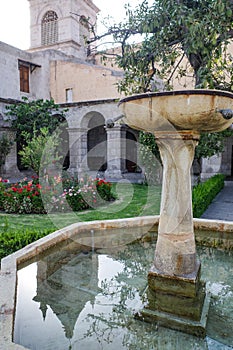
[14, 233, 233, 350]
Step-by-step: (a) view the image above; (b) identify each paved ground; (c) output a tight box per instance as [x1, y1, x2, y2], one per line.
[201, 181, 233, 221]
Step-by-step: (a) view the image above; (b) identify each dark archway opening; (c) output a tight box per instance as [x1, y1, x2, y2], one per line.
[87, 114, 107, 171]
[126, 130, 138, 173]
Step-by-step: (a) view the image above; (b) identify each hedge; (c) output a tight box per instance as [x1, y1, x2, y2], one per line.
[192, 174, 225, 218]
[0, 228, 54, 263]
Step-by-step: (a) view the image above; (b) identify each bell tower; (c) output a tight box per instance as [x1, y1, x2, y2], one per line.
[27, 0, 99, 59]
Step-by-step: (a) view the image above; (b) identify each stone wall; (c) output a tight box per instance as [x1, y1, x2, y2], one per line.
[50, 59, 123, 103]
[0, 41, 51, 101]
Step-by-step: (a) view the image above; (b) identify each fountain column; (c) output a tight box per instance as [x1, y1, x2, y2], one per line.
[144, 131, 209, 337]
[153, 131, 200, 276]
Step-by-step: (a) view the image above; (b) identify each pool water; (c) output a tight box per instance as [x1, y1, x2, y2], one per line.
[14, 237, 233, 350]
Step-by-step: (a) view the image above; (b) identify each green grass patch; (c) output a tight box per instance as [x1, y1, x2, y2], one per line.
[0, 184, 161, 260]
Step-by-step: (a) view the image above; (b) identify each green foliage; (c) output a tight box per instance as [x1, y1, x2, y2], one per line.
[0, 179, 9, 209]
[192, 174, 225, 218]
[195, 129, 233, 160]
[102, 0, 233, 92]
[95, 178, 116, 202]
[6, 97, 68, 174]
[139, 128, 233, 168]
[95, 0, 233, 161]
[0, 227, 53, 261]
[139, 131, 161, 184]
[19, 127, 62, 175]
[0, 134, 13, 168]
[6, 97, 67, 145]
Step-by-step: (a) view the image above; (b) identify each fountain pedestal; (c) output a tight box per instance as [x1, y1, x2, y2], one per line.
[140, 131, 209, 337]
[153, 131, 199, 276]
[119, 90, 233, 337]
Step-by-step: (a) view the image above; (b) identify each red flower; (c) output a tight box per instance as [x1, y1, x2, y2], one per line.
[11, 187, 17, 192]
[36, 184, 42, 189]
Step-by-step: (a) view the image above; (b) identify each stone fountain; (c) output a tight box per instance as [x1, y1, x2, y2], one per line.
[119, 89, 233, 337]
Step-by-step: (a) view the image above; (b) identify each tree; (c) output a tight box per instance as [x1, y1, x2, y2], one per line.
[6, 97, 68, 171]
[19, 127, 62, 175]
[90, 0, 233, 93]
[89, 0, 233, 165]
[6, 97, 67, 146]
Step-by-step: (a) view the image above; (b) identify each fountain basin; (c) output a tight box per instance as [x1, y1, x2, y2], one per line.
[119, 90, 233, 133]
[1, 217, 233, 349]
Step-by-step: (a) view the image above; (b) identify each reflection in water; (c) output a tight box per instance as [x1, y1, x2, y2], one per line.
[14, 239, 233, 350]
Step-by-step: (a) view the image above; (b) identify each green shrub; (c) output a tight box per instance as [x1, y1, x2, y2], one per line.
[192, 174, 225, 218]
[0, 228, 53, 261]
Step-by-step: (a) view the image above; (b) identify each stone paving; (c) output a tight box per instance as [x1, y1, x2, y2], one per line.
[201, 181, 233, 221]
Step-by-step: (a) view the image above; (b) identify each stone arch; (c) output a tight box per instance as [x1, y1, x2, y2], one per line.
[80, 110, 106, 129]
[36, 5, 63, 25]
[82, 112, 107, 171]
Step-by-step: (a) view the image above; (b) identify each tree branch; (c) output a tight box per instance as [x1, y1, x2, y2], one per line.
[167, 52, 186, 85]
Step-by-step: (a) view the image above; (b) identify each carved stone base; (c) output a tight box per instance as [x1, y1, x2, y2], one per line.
[136, 264, 210, 337]
[148, 262, 201, 298]
[136, 290, 210, 338]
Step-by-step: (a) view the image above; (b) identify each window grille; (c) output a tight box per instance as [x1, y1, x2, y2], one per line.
[41, 11, 58, 46]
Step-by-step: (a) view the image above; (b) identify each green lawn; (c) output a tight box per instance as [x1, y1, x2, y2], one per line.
[0, 184, 162, 232]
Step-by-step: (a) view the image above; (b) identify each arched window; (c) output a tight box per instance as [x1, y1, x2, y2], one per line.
[41, 11, 58, 46]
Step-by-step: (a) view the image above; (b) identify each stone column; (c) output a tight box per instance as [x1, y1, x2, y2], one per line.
[153, 131, 200, 276]
[141, 131, 210, 337]
[67, 128, 88, 176]
[0, 129, 20, 177]
[120, 127, 127, 173]
[105, 125, 123, 179]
